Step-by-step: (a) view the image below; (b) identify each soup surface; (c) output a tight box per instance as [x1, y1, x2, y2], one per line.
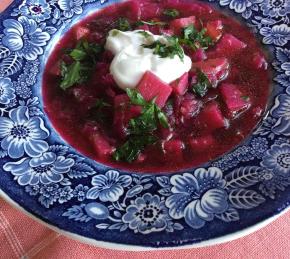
[43, 0, 271, 172]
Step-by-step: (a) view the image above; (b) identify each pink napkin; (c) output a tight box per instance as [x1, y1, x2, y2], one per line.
[0, 1, 290, 258]
[1, 197, 290, 258]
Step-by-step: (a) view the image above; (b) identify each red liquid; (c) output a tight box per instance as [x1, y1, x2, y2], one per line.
[42, 0, 271, 173]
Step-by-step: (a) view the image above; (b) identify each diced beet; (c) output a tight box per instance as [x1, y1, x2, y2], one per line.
[198, 101, 226, 130]
[170, 16, 198, 35]
[91, 132, 115, 157]
[189, 48, 207, 62]
[137, 71, 172, 108]
[206, 20, 223, 41]
[189, 135, 215, 152]
[82, 122, 115, 157]
[136, 24, 150, 31]
[170, 72, 189, 95]
[114, 94, 129, 108]
[192, 58, 229, 86]
[178, 93, 201, 120]
[163, 139, 184, 161]
[219, 83, 250, 115]
[252, 52, 268, 70]
[215, 33, 247, 55]
[74, 26, 90, 40]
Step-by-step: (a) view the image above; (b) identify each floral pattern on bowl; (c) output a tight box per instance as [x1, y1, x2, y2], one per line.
[0, 0, 289, 249]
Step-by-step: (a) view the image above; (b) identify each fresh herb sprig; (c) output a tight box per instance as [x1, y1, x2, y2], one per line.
[143, 36, 184, 61]
[163, 8, 180, 18]
[116, 17, 131, 31]
[112, 89, 169, 163]
[180, 24, 213, 50]
[60, 40, 103, 90]
[192, 70, 212, 97]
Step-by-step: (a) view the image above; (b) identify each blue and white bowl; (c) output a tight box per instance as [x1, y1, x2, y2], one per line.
[0, 0, 290, 250]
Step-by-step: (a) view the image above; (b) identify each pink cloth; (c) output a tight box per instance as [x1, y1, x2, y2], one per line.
[0, 1, 290, 258]
[0, 197, 290, 258]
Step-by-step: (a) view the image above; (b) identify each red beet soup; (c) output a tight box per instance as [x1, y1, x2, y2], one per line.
[42, 0, 271, 172]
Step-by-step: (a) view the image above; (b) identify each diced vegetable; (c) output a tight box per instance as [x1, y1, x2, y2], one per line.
[174, 93, 201, 121]
[206, 20, 223, 41]
[170, 72, 189, 95]
[215, 33, 247, 55]
[137, 71, 172, 108]
[91, 132, 115, 157]
[219, 83, 250, 115]
[192, 58, 229, 86]
[189, 48, 207, 62]
[252, 52, 268, 70]
[170, 15, 198, 35]
[198, 101, 226, 130]
[189, 135, 215, 152]
[74, 26, 90, 41]
[82, 122, 115, 157]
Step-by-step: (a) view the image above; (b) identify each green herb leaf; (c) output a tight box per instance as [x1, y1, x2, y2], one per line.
[60, 61, 88, 90]
[156, 108, 169, 128]
[113, 89, 169, 163]
[117, 17, 131, 31]
[180, 24, 213, 50]
[137, 30, 151, 38]
[60, 40, 103, 90]
[163, 8, 180, 18]
[192, 70, 211, 97]
[143, 36, 184, 61]
[112, 135, 157, 163]
[136, 20, 167, 26]
[126, 88, 147, 106]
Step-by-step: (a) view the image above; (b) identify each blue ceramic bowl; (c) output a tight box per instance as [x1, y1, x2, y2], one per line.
[0, 0, 290, 249]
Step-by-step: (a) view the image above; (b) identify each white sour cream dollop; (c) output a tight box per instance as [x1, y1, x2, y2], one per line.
[105, 29, 192, 90]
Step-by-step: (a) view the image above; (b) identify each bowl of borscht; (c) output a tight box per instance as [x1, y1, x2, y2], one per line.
[0, 0, 289, 250]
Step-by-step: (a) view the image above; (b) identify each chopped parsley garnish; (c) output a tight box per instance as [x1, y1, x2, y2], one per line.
[137, 30, 151, 38]
[143, 36, 184, 61]
[192, 70, 212, 97]
[112, 89, 169, 163]
[163, 8, 180, 18]
[60, 40, 103, 90]
[135, 20, 167, 26]
[180, 24, 213, 50]
[116, 17, 131, 31]
[112, 135, 157, 163]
